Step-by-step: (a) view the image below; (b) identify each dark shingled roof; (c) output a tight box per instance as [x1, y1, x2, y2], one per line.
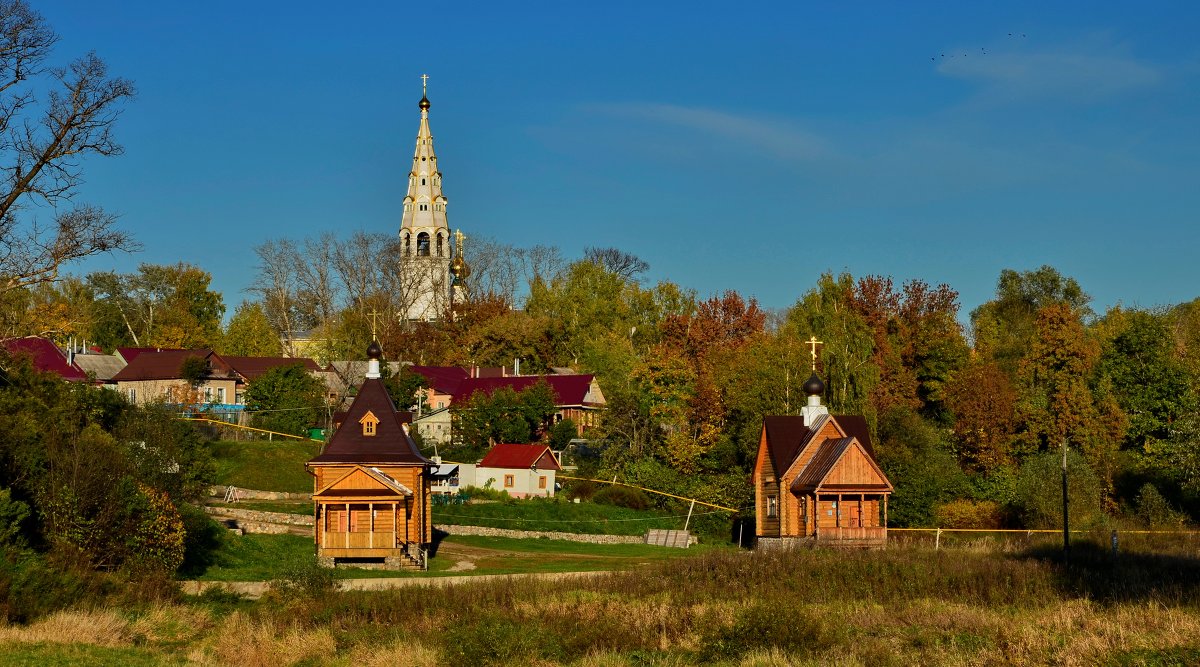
[762, 415, 817, 476]
[308, 377, 429, 466]
[110, 349, 232, 382]
[762, 413, 876, 475]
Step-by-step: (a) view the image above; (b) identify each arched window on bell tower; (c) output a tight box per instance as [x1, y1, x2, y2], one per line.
[417, 232, 430, 256]
[402, 232, 411, 255]
[436, 233, 444, 257]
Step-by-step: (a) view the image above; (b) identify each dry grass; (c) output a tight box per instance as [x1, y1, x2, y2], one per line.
[0, 608, 131, 647]
[188, 611, 337, 667]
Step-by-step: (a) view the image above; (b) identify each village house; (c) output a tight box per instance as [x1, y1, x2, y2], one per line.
[753, 365, 893, 548]
[449, 443, 561, 498]
[110, 348, 325, 415]
[409, 365, 606, 444]
[306, 341, 432, 569]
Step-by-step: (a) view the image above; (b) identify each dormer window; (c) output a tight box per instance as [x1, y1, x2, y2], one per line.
[360, 411, 380, 437]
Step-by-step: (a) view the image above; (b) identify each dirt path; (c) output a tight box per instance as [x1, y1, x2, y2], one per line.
[181, 570, 614, 599]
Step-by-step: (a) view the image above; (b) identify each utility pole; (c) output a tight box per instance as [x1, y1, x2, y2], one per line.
[1062, 440, 1070, 560]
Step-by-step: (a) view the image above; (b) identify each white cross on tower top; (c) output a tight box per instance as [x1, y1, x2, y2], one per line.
[420, 73, 429, 96]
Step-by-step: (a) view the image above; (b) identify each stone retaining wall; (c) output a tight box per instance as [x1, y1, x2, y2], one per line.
[435, 524, 643, 545]
[204, 506, 314, 526]
[209, 485, 311, 501]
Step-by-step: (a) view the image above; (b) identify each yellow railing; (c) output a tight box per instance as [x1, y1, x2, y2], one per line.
[179, 417, 323, 442]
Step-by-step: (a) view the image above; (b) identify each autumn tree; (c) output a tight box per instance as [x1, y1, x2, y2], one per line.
[971, 266, 1091, 376]
[88, 263, 224, 349]
[946, 361, 1017, 472]
[451, 382, 557, 453]
[0, 1, 138, 294]
[1015, 303, 1122, 500]
[221, 301, 282, 357]
[583, 247, 649, 281]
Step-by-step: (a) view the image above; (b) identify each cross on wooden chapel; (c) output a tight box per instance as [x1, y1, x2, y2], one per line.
[805, 336, 823, 372]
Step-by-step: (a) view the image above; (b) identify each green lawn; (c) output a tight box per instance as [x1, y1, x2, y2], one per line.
[209, 439, 317, 493]
[0, 644, 185, 667]
[433, 497, 701, 535]
[190, 531, 718, 582]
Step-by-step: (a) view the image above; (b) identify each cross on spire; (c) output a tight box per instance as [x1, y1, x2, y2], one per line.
[805, 336, 823, 372]
[420, 73, 428, 96]
[368, 310, 381, 340]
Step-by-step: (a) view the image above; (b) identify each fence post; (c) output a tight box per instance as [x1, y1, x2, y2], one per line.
[935, 527, 941, 551]
[683, 499, 696, 533]
[1111, 529, 1118, 558]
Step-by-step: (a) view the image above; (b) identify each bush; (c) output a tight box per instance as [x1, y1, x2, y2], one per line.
[934, 499, 1006, 528]
[1134, 483, 1187, 529]
[563, 479, 598, 501]
[460, 485, 511, 502]
[270, 556, 340, 600]
[1014, 449, 1102, 529]
[593, 485, 651, 510]
[443, 613, 559, 665]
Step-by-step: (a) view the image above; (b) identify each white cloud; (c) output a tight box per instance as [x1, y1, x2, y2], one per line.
[584, 102, 830, 161]
[937, 40, 1162, 105]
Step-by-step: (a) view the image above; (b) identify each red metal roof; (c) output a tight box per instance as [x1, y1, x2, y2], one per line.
[478, 443, 561, 470]
[409, 366, 470, 395]
[110, 349, 233, 382]
[457, 374, 596, 406]
[116, 347, 186, 364]
[2, 337, 87, 382]
[223, 356, 322, 381]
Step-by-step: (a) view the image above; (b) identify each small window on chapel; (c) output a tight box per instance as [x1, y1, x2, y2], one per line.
[767, 496, 778, 518]
[360, 411, 380, 437]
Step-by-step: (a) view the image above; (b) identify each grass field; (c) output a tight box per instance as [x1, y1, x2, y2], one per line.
[433, 496, 710, 535]
[209, 439, 317, 494]
[190, 531, 716, 582]
[7, 540, 1200, 666]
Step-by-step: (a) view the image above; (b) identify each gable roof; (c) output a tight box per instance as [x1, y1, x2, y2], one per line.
[792, 437, 893, 493]
[116, 347, 185, 364]
[761, 415, 818, 476]
[308, 377, 429, 466]
[478, 443, 561, 470]
[73, 353, 126, 381]
[223, 356, 322, 381]
[111, 349, 233, 382]
[2, 337, 87, 382]
[409, 365, 469, 394]
[761, 413, 877, 476]
[314, 465, 414, 497]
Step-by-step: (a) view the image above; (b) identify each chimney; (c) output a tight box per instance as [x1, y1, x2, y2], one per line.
[514, 358, 521, 376]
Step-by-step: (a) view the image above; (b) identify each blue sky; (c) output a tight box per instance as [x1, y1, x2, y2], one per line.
[40, 1, 1200, 319]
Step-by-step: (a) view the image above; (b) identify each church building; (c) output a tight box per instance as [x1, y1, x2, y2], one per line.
[753, 341, 893, 548]
[397, 76, 469, 321]
[307, 341, 433, 569]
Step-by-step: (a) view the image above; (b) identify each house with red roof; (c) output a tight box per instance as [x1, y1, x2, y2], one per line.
[460, 443, 561, 498]
[306, 342, 432, 569]
[408, 366, 606, 444]
[1, 336, 87, 382]
[753, 371, 892, 548]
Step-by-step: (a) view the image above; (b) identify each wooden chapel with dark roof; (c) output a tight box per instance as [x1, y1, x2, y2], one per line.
[753, 345, 893, 548]
[306, 340, 432, 569]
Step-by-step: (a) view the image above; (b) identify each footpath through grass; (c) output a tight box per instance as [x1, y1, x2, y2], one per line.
[209, 439, 317, 494]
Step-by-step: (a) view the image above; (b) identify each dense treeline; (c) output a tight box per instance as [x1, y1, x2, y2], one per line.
[7, 232, 1199, 528]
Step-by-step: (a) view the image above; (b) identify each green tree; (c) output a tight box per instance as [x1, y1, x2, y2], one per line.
[221, 301, 282, 357]
[88, 263, 225, 349]
[874, 408, 969, 527]
[243, 363, 327, 437]
[451, 382, 557, 452]
[1014, 449, 1102, 529]
[1096, 309, 1196, 451]
[785, 272, 878, 421]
